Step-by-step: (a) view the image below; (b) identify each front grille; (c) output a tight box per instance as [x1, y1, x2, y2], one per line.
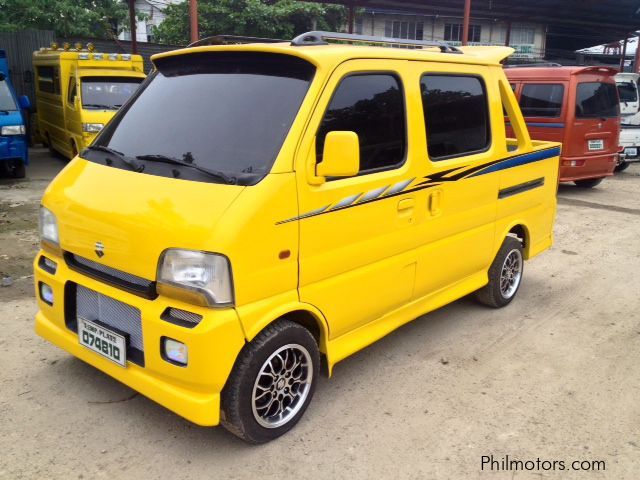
[65, 253, 157, 299]
[65, 283, 145, 366]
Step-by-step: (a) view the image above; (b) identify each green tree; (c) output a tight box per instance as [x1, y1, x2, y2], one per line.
[0, 0, 134, 39]
[153, 0, 346, 46]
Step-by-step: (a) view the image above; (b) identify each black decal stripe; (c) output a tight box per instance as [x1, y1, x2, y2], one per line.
[498, 177, 545, 199]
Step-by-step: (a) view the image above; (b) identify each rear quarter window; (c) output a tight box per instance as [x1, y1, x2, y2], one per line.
[421, 74, 490, 160]
[575, 82, 619, 118]
[519, 83, 564, 117]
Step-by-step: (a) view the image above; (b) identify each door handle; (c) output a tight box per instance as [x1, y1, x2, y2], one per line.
[429, 190, 442, 216]
[397, 198, 415, 211]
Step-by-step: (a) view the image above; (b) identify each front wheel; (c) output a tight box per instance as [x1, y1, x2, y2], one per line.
[475, 236, 524, 308]
[574, 177, 604, 188]
[1, 160, 26, 179]
[221, 320, 320, 444]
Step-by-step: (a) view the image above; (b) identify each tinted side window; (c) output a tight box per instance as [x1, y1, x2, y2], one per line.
[37, 66, 60, 95]
[421, 75, 490, 160]
[519, 83, 564, 117]
[575, 82, 619, 118]
[316, 74, 406, 174]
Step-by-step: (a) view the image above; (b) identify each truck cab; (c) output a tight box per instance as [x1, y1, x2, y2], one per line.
[33, 44, 145, 159]
[615, 72, 640, 170]
[0, 49, 31, 178]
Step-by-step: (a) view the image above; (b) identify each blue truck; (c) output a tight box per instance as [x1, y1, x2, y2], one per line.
[0, 49, 30, 178]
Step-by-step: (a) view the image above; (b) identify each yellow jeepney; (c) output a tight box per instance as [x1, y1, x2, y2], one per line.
[33, 43, 145, 159]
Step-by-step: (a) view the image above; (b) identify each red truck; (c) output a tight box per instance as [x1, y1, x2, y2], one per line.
[506, 66, 620, 187]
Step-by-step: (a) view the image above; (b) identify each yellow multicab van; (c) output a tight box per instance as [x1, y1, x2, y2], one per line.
[34, 32, 560, 443]
[33, 44, 145, 159]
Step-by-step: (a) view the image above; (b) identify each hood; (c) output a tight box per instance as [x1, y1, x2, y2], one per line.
[43, 158, 244, 280]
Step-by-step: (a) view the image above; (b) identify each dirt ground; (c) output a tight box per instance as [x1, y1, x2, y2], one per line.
[1, 149, 639, 479]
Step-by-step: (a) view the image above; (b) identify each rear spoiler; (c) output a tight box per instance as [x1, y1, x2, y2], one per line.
[572, 66, 619, 76]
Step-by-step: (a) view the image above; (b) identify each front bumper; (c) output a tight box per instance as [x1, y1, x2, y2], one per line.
[33, 249, 246, 426]
[0, 134, 28, 165]
[559, 152, 616, 182]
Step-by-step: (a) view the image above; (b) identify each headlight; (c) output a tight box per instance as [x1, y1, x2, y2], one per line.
[82, 123, 103, 133]
[39, 206, 59, 246]
[1, 125, 25, 135]
[157, 249, 233, 307]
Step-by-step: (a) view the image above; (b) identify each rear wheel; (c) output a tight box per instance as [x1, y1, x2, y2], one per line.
[475, 236, 523, 308]
[221, 319, 320, 444]
[574, 177, 604, 188]
[45, 133, 55, 156]
[615, 161, 630, 172]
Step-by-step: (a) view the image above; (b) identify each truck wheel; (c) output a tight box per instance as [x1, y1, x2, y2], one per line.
[574, 178, 604, 188]
[475, 236, 523, 308]
[615, 161, 630, 172]
[9, 160, 26, 179]
[221, 319, 320, 444]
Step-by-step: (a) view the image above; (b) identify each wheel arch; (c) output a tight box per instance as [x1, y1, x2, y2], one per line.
[500, 221, 531, 259]
[242, 303, 330, 357]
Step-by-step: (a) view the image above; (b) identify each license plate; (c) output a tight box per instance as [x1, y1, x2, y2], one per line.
[588, 139, 604, 151]
[624, 147, 638, 157]
[78, 317, 127, 367]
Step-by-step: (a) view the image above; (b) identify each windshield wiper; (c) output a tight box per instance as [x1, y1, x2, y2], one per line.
[86, 145, 144, 172]
[135, 154, 236, 184]
[83, 103, 118, 110]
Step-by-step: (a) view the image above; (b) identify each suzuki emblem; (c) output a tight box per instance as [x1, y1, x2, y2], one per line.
[95, 241, 105, 258]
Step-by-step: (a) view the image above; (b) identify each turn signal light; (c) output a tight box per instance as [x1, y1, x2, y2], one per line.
[561, 159, 585, 167]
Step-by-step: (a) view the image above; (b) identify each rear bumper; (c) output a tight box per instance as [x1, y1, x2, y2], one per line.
[0, 134, 28, 165]
[559, 153, 616, 182]
[33, 249, 247, 426]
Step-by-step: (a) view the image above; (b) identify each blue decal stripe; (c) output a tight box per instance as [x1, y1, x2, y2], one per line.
[468, 147, 561, 178]
[506, 122, 565, 129]
[526, 122, 565, 128]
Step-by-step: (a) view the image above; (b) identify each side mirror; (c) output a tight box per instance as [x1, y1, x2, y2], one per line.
[18, 95, 31, 110]
[74, 96, 81, 109]
[316, 131, 360, 178]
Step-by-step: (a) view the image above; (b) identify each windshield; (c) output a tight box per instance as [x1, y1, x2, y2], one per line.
[617, 82, 638, 103]
[81, 76, 143, 109]
[0, 80, 17, 111]
[89, 52, 315, 185]
[575, 82, 619, 118]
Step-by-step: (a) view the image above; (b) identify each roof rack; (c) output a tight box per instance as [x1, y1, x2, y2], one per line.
[188, 35, 285, 47]
[503, 62, 562, 68]
[290, 31, 463, 54]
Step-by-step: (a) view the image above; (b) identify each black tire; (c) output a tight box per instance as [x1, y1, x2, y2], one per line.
[221, 319, 320, 444]
[9, 160, 26, 179]
[475, 236, 524, 308]
[615, 161, 630, 172]
[45, 133, 56, 156]
[574, 177, 604, 188]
